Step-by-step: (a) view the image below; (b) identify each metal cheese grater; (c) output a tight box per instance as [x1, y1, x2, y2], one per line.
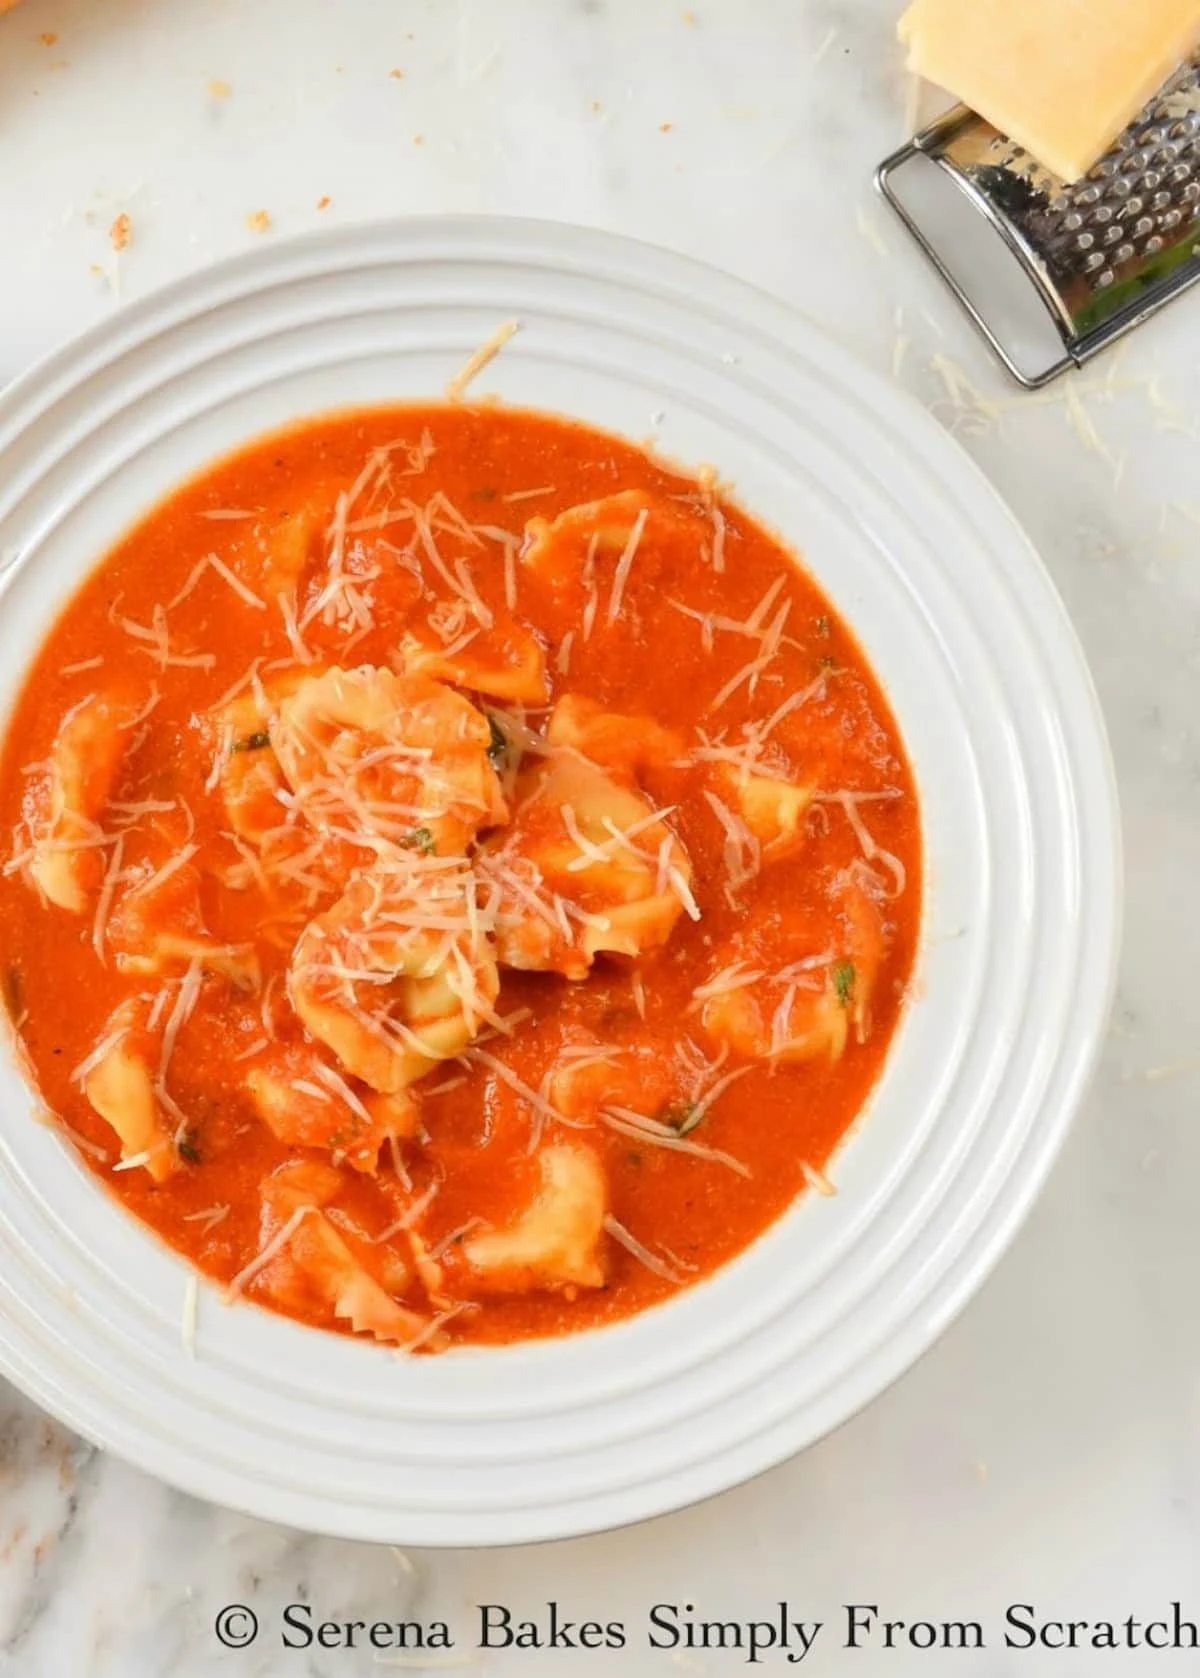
[876, 55, 1200, 387]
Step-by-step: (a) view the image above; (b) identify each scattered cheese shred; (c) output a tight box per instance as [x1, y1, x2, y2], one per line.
[226, 1205, 313, 1298]
[156, 961, 205, 1138]
[607, 506, 648, 626]
[816, 790, 908, 897]
[169, 552, 266, 612]
[802, 1161, 837, 1197]
[603, 1212, 692, 1283]
[56, 1121, 111, 1163]
[182, 1203, 231, 1234]
[91, 834, 126, 964]
[445, 320, 519, 403]
[599, 1106, 750, 1176]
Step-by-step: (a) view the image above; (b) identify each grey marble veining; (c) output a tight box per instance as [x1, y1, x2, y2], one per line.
[1, 0, 1199, 1672]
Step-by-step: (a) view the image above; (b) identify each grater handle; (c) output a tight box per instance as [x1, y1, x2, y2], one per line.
[877, 123, 1075, 389]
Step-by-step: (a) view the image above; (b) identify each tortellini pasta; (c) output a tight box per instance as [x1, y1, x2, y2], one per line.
[478, 744, 695, 980]
[28, 689, 137, 913]
[521, 491, 650, 591]
[398, 618, 549, 705]
[547, 1032, 678, 1123]
[255, 1160, 429, 1344]
[83, 998, 177, 1183]
[719, 766, 815, 864]
[246, 1042, 418, 1173]
[702, 881, 884, 1064]
[289, 860, 500, 1093]
[546, 693, 685, 777]
[252, 498, 327, 598]
[272, 665, 508, 854]
[109, 860, 260, 989]
[703, 980, 852, 1065]
[462, 1145, 607, 1292]
[217, 691, 291, 847]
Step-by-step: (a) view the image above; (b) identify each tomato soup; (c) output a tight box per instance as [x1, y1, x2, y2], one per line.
[0, 405, 920, 1350]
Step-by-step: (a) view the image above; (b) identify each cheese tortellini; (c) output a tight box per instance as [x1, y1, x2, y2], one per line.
[546, 693, 685, 777]
[289, 860, 500, 1093]
[720, 767, 815, 864]
[109, 860, 260, 989]
[28, 689, 138, 913]
[83, 998, 178, 1183]
[479, 745, 695, 980]
[546, 1032, 679, 1123]
[521, 491, 650, 591]
[702, 881, 884, 1065]
[246, 1042, 418, 1173]
[463, 1145, 607, 1292]
[272, 665, 508, 854]
[398, 618, 549, 705]
[217, 689, 292, 847]
[255, 1161, 430, 1344]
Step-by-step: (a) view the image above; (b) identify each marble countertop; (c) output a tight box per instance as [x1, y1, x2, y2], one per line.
[2, 1, 1198, 1674]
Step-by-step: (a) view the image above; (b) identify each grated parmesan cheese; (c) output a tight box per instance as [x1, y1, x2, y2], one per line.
[182, 1203, 231, 1234]
[156, 961, 205, 1139]
[445, 320, 519, 403]
[816, 790, 907, 897]
[599, 1106, 750, 1176]
[168, 552, 266, 613]
[606, 506, 648, 625]
[91, 834, 126, 964]
[226, 1204, 313, 1298]
[603, 1212, 692, 1283]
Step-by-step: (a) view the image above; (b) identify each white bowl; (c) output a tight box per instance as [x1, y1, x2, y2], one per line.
[0, 217, 1121, 1544]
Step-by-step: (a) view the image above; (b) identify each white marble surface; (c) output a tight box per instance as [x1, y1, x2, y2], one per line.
[1, 1, 1198, 1673]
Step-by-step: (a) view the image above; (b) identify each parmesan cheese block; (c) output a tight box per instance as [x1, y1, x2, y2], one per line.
[898, 0, 1200, 183]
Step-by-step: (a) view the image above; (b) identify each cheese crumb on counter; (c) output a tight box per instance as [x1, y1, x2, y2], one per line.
[245, 209, 271, 233]
[898, 0, 1200, 182]
[109, 213, 131, 252]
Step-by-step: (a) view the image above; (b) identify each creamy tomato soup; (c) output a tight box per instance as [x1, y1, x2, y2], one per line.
[0, 404, 920, 1350]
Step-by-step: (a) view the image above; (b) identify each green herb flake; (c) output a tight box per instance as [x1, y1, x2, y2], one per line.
[233, 730, 271, 753]
[177, 1129, 202, 1165]
[401, 826, 436, 855]
[486, 713, 508, 767]
[832, 960, 856, 1008]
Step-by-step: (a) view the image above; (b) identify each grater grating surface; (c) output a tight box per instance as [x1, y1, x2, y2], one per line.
[877, 56, 1200, 386]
